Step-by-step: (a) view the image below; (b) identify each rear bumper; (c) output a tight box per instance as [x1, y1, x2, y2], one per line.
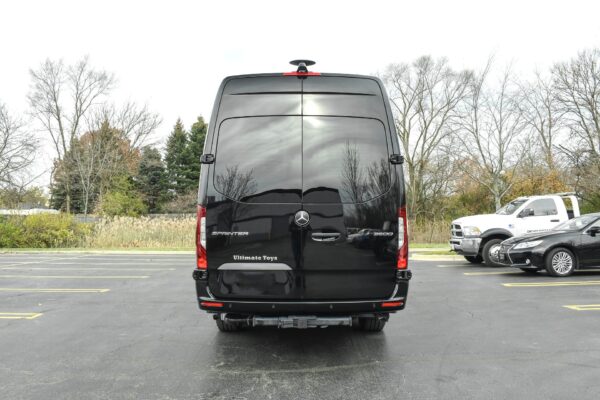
[198, 296, 407, 314]
[193, 269, 410, 314]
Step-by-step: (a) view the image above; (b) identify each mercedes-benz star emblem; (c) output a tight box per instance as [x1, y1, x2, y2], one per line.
[294, 210, 310, 227]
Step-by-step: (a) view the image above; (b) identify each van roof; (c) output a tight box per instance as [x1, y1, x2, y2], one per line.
[222, 72, 383, 82]
[214, 73, 392, 124]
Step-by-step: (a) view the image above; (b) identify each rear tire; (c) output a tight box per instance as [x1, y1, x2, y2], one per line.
[482, 238, 504, 267]
[215, 318, 245, 332]
[545, 248, 576, 277]
[465, 255, 483, 264]
[358, 317, 387, 332]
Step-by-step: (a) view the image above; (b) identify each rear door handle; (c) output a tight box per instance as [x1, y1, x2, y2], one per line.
[551, 219, 559, 222]
[311, 232, 341, 242]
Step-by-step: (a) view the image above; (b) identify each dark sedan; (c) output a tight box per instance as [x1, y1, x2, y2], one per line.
[498, 213, 600, 276]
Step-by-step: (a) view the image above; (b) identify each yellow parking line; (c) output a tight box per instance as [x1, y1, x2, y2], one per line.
[503, 280, 600, 287]
[464, 271, 515, 276]
[0, 288, 110, 293]
[563, 304, 600, 311]
[0, 275, 149, 279]
[0, 312, 43, 320]
[1, 267, 175, 271]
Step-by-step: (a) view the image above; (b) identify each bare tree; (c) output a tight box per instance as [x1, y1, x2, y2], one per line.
[28, 57, 115, 212]
[382, 56, 471, 219]
[70, 105, 160, 215]
[553, 49, 600, 156]
[86, 102, 161, 150]
[454, 62, 526, 210]
[341, 141, 364, 203]
[518, 71, 563, 169]
[551, 49, 600, 206]
[72, 108, 162, 216]
[71, 124, 121, 215]
[0, 103, 37, 188]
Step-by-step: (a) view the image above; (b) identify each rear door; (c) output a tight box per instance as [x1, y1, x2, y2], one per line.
[300, 77, 399, 300]
[206, 77, 304, 300]
[206, 75, 400, 301]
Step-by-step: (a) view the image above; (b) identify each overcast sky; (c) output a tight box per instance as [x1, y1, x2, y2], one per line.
[1, 0, 600, 186]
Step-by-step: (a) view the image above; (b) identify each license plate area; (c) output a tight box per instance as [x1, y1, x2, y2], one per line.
[212, 270, 293, 299]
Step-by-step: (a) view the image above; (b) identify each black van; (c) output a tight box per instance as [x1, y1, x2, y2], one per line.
[193, 61, 410, 332]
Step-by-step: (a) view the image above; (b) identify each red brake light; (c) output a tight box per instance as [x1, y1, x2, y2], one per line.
[382, 301, 404, 308]
[397, 206, 409, 269]
[200, 301, 223, 308]
[196, 205, 207, 270]
[283, 71, 321, 76]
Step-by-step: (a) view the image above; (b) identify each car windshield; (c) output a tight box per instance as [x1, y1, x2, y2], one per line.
[553, 215, 599, 231]
[496, 199, 527, 215]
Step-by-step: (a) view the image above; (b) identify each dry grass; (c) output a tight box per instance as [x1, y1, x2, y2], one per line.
[409, 219, 451, 244]
[76, 216, 449, 249]
[83, 216, 195, 249]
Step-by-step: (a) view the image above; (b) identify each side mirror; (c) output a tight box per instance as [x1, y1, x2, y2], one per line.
[518, 208, 534, 218]
[588, 226, 600, 237]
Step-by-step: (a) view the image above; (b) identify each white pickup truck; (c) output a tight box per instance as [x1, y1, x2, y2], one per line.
[450, 193, 580, 266]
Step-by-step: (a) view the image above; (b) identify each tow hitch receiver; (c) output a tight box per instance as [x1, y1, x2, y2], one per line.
[252, 315, 352, 329]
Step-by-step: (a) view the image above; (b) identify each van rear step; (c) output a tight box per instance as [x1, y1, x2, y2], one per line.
[221, 314, 353, 329]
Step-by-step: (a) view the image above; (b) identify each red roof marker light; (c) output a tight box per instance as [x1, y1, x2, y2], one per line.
[283, 71, 321, 76]
[284, 59, 320, 76]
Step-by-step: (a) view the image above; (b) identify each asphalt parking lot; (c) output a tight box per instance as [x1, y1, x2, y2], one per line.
[1, 253, 600, 400]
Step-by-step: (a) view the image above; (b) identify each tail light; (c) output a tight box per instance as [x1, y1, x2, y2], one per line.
[196, 205, 207, 269]
[397, 206, 409, 269]
[382, 301, 404, 308]
[200, 301, 223, 308]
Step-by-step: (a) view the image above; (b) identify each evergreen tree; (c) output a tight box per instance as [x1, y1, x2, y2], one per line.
[164, 119, 191, 196]
[183, 116, 207, 189]
[136, 146, 168, 213]
[50, 156, 85, 212]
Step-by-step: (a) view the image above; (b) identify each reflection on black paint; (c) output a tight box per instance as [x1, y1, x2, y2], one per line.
[215, 165, 256, 202]
[214, 116, 302, 203]
[302, 117, 390, 203]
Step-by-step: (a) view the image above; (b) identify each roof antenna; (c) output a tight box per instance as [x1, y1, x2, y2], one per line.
[290, 59, 316, 73]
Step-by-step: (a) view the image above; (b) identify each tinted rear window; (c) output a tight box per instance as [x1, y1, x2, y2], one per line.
[212, 76, 392, 204]
[214, 117, 302, 203]
[303, 117, 390, 203]
[218, 77, 301, 119]
[303, 76, 387, 120]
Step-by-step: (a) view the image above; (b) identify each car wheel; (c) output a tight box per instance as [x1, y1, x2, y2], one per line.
[545, 248, 576, 277]
[465, 255, 484, 264]
[482, 238, 504, 267]
[520, 268, 541, 274]
[215, 317, 245, 332]
[358, 317, 387, 332]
